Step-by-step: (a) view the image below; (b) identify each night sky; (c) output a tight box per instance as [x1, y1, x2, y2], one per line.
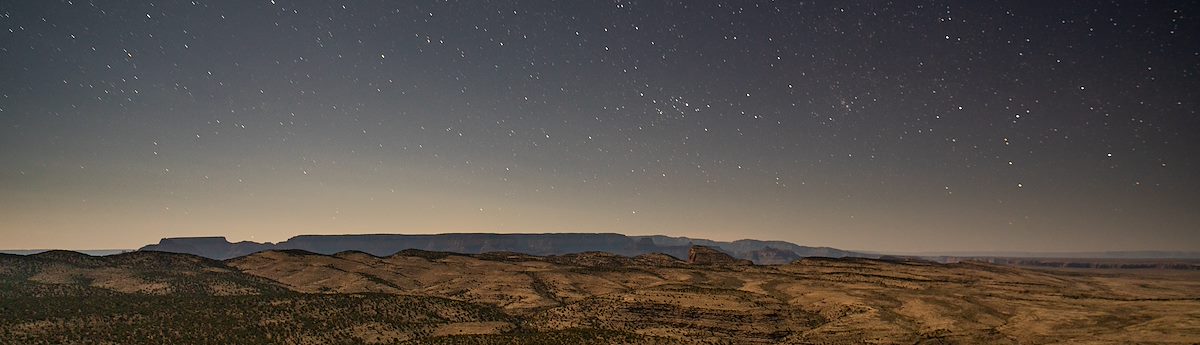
[2, 1, 1198, 252]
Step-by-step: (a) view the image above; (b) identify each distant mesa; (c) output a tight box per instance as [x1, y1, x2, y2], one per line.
[139, 233, 870, 264]
[151, 236, 273, 260]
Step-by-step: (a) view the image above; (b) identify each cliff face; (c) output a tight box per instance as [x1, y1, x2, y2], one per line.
[141, 237, 272, 260]
[140, 233, 869, 263]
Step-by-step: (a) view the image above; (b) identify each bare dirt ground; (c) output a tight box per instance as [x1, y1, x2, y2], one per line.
[226, 251, 1200, 344]
[3, 250, 1197, 344]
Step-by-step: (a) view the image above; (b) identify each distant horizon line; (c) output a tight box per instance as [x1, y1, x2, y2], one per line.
[157, 232, 1200, 253]
[6, 248, 1199, 254]
[3, 247, 1200, 261]
[3, 228, 1198, 260]
[3, 231, 1198, 255]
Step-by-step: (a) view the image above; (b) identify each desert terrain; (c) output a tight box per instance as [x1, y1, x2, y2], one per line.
[1, 246, 1198, 344]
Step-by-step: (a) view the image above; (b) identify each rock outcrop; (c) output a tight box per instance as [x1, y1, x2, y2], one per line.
[687, 245, 752, 265]
[141, 236, 272, 260]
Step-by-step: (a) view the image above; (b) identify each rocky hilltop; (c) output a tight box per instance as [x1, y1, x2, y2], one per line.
[139, 233, 869, 263]
[686, 245, 752, 265]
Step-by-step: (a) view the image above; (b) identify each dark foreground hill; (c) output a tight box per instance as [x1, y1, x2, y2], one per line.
[139, 233, 867, 263]
[3, 248, 1199, 344]
[0, 250, 288, 298]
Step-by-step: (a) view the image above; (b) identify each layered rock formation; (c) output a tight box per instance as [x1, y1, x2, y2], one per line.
[140, 233, 872, 263]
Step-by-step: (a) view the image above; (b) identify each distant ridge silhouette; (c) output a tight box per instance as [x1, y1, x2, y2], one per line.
[139, 233, 869, 264]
